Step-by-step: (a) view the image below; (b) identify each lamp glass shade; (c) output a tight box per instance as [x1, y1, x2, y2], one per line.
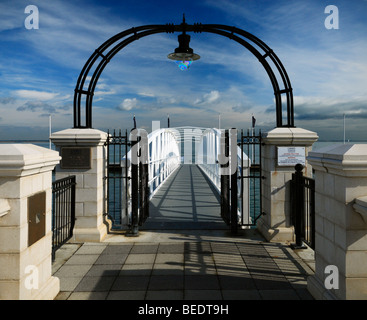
[175, 60, 192, 71]
[167, 32, 200, 70]
[167, 52, 200, 71]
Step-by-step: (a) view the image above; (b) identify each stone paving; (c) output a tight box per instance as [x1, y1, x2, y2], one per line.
[52, 230, 315, 300]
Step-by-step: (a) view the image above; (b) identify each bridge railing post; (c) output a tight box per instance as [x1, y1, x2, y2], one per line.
[130, 155, 139, 236]
[230, 128, 238, 234]
[230, 163, 238, 234]
[220, 129, 230, 225]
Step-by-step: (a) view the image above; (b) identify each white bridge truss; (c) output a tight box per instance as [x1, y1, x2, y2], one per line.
[121, 126, 251, 227]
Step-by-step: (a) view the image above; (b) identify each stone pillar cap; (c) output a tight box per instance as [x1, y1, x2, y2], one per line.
[262, 127, 318, 145]
[50, 128, 108, 145]
[0, 144, 60, 177]
[308, 144, 367, 175]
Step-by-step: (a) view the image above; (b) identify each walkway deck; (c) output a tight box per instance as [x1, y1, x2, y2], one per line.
[52, 165, 315, 301]
[52, 229, 315, 301]
[143, 165, 226, 230]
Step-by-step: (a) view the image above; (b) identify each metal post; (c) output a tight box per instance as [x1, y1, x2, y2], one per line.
[70, 176, 76, 239]
[230, 128, 238, 234]
[130, 162, 139, 236]
[124, 130, 129, 222]
[220, 129, 230, 225]
[105, 130, 110, 218]
[240, 129, 244, 225]
[139, 161, 149, 225]
[230, 166, 238, 234]
[128, 136, 139, 236]
[291, 164, 306, 249]
[309, 178, 315, 249]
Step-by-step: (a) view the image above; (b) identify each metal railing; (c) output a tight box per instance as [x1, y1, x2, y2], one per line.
[105, 129, 129, 228]
[146, 128, 181, 199]
[197, 128, 254, 229]
[291, 164, 315, 249]
[52, 175, 76, 260]
[116, 128, 181, 231]
[238, 129, 263, 227]
[105, 128, 181, 231]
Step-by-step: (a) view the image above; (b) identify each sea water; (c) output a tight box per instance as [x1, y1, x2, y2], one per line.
[2, 139, 365, 229]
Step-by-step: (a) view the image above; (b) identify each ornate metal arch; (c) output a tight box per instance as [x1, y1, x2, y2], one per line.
[73, 21, 294, 128]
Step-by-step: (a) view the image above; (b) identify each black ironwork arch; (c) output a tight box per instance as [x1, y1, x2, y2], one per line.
[73, 21, 294, 128]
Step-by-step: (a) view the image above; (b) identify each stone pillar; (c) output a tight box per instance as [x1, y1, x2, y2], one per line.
[0, 144, 60, 300]
[257, 127, 318, 242]
[307, 144, 367, 300]
[50, 128, 109, 242]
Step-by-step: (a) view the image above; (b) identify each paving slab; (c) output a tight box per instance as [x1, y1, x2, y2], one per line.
[146, 290, 184, 300]
[107, 291, 146, 300]
[184, 290, 222, 300]
[53, 233, 315, 301]
[111, 276, 150, 291]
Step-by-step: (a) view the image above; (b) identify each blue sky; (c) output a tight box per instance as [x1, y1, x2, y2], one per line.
[0, 0, 366, 140]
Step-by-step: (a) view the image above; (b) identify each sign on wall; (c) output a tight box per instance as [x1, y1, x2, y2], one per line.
[277, 147, 305, 166]
[61, 147, 91, 169]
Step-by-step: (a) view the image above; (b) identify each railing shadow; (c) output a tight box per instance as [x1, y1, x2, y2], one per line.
[54, 240, 314, 300]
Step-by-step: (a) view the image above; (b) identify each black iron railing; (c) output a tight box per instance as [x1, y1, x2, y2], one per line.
[104, 129, 149, 235]
[220, 128, 263, 234]
[291, 164, 315, 249]
[239, 129, 264, 227]
[52, 175, 76, 260]
[104, 129, 129, 229]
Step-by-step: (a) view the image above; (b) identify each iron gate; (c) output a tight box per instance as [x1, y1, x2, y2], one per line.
[129, 129, 149, 235]
[290, 164, 315, 249]
[104, 129, 149, 235]
[105, 129, 128, 229]
[220, 128, 263, 233]
[52, 175, 76, 261]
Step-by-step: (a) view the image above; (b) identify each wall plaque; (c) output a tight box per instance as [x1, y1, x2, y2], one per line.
[61, 147, 91, 169]
[28, 192, 46, 247]
[277, 147, 305, 167]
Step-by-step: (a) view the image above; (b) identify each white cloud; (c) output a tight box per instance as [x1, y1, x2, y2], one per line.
[138, 92, 155, 97]
[94, 89, 116, 96]
[194, 90, 220, 105]
[119, 98, 138, 111]
[14, 90, 59, 101]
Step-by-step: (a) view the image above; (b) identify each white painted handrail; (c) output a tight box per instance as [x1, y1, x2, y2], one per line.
[125, 128, 180, 197]
[121, 128, 181, 227]
[147, 128, 181, 198]
[197, 128, 251, 224]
